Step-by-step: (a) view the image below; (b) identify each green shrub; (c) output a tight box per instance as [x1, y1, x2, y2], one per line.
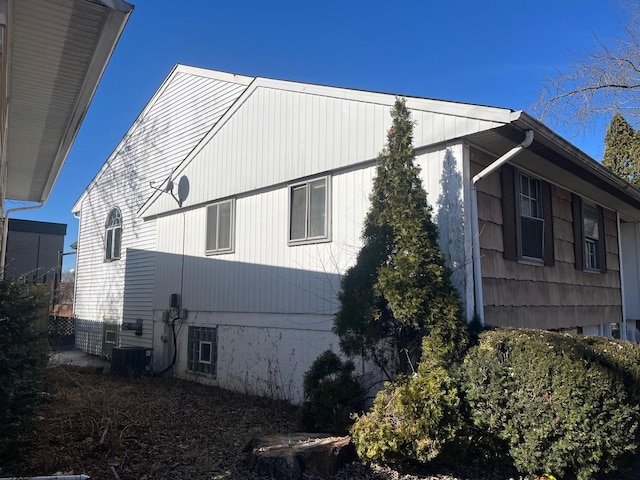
[578, 334, 640, 405]
[0, 277, 50, 460]
[461, 329, 639, 480]
[351, 337, 466, 465]
[297, 350, 363, 434]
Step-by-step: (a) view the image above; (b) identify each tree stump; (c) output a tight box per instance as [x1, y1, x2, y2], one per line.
[245, 433, 355, 479]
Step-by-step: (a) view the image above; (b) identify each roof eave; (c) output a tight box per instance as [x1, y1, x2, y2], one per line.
[511, 111, 640, 208]
[38, 2, 133, 204]
[6, 0, 133, 204]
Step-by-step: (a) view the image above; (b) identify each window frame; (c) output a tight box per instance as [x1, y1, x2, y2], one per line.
[572, 194, 607, 274]
[288, 176, 331, 246]
[205, 199, 235, 255]
[104, 208, 122, 262]
[582, 202, 600, 271]
[187, 326, 217, 377]
[500, 164, 554, 266]
[516, 172, 544, 263]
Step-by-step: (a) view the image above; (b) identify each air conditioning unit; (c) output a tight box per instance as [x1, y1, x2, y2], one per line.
[110, 347, 152, 376]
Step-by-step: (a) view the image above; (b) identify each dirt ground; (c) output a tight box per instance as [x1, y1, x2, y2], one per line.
[3, 366, 300, 479]
[2, 365, 633, 480]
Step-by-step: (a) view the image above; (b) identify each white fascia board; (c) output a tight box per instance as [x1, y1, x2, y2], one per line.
[253, 77, 516, 124]
[171, 64, 254, 85]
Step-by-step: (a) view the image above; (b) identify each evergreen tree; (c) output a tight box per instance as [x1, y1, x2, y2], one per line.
[333, 98, 468, 378]
[603, 112, 640, 187]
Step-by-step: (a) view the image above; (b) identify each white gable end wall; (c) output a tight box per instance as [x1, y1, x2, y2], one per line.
[74, 68, 252, 355]
[143, 84, 506, 218]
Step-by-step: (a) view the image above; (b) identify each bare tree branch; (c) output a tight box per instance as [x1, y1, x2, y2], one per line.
[535, 1, 640, 133]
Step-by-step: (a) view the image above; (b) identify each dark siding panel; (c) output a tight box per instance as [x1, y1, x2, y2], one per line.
[597, 205, 607, 273]
[501, 164, 517, 261]
[571, 193, 584, 270]
[542, 181, 555, 266]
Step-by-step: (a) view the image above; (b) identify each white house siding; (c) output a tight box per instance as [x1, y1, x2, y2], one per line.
[144, 84, 505, 218]
[73, 68, 251, 355]
[76, 67, 507, 393]
[149, 141, 469, 402]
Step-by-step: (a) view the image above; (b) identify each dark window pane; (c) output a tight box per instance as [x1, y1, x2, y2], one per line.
[218, 202, 231, 250]
[105, 230, 113, 260]
[206, 205, 218, 251]
[309, 180, 326, 237]
[113, 227, 122, 259]
[521, 216, 544, 259]
[583, 204, 599, 240]
[290, 186, 307, 240]
[520, 175, 529, 196]
[200, 341, 212, 363]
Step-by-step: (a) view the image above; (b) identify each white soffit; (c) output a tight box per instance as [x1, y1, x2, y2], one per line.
[5, 0, 132, 202]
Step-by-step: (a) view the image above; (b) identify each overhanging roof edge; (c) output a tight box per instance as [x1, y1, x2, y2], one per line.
[511, 112, 640, 209]
[38, 1, 133, 203]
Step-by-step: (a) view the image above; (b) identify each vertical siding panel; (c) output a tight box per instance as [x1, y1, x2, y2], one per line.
[317, 95, 327, 167]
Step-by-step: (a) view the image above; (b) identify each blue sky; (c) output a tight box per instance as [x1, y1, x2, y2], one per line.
[7, 0, 631, 270]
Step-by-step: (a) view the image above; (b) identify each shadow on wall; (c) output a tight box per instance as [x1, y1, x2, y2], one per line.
[117, 248, 344, 402]
[436, 147, 467, 298]
[122, 248, 343, 318]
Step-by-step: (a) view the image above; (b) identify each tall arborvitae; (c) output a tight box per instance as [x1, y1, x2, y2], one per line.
[333, 98, 468, 378]
[603, 112, 640, 187]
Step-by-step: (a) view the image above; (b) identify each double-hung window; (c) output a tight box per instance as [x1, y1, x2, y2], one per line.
[571, 193, 607, 273]
[501, 163, 554, 265]
[104, 208, 122, 261]
[206, 199, 234, 255]
[583, 202, 600, 270]
[289, 177, 330, 245]
[517, 173, 544, 261]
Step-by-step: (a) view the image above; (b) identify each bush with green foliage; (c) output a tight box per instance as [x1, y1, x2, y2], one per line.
[350, 337, 466, 465]
[461, 329, 639, 480]
[297, 350, 364, 434]
[0, 277, 50, 460]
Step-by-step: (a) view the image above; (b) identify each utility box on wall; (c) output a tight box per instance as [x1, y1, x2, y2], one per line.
[110, 346, 152, 376]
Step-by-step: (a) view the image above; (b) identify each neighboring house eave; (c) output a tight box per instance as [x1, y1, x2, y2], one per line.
[5, 0, 133, 204]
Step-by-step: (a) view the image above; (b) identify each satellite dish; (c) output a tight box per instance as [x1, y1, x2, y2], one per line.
[177, 176, 190, 205]
[165, 179, 174, 193]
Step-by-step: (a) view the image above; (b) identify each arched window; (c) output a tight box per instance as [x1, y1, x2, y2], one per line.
[105, 208, 122, 261]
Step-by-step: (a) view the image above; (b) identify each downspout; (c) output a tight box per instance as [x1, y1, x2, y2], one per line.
[616, 212, 628, 341]
[0, 202, 45, 278]
[470, 130, 534, 325]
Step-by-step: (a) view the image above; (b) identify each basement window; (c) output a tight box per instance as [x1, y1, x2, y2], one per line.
[187, 326, 217, 377]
